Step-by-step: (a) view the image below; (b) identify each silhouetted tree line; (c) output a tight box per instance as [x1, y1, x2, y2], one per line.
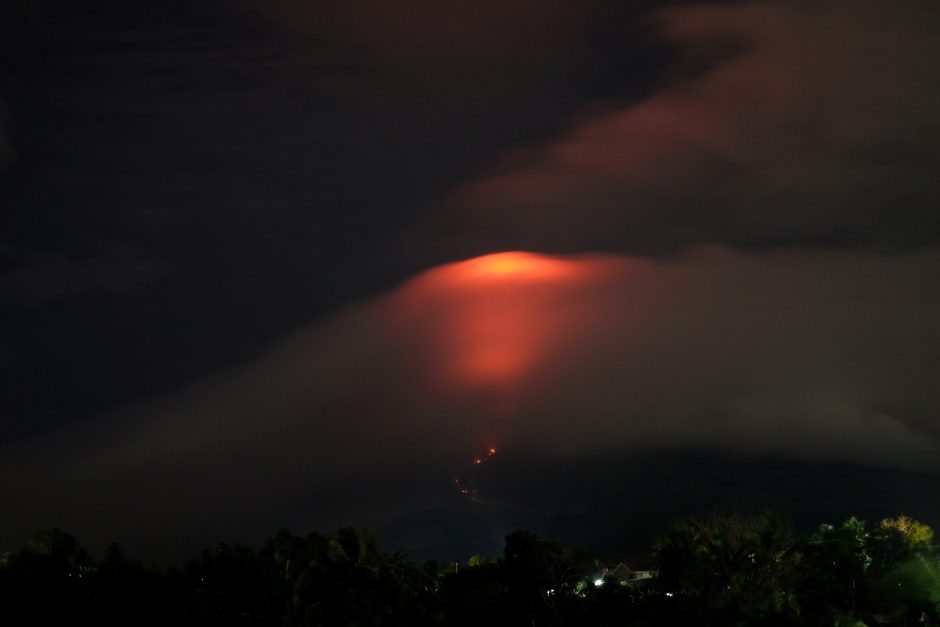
[1, 513, 938, 626]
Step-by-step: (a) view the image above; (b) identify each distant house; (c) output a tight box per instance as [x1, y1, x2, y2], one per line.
[597, 560, 657, 584]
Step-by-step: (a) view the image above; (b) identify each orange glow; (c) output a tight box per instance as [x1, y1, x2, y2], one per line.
[418, 252, 600, 388]
[390, 251, 616, 392]
[476, 254, 535, 276]
[451, 252, 584, 282]
[488, 447, 496, 455]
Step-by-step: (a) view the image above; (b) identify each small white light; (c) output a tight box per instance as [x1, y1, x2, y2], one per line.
[594, 578, 604, 586]
[665, 592, 674, 597]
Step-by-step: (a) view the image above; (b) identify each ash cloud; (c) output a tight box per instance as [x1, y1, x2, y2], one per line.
[435, 0, 940, 254]
[2, 246, 939, 554]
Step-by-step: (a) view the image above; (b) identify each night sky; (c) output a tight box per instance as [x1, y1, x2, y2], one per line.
[2, 0, 940, 562]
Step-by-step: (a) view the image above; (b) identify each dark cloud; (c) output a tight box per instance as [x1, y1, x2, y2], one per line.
[0, 241, 171, 306]
[255, 0, 587, 73]
[0, 97, 12, 172]
[433, 0, 940, 255]
[251, 0, 668, 115]
[3, 247, 938, 555]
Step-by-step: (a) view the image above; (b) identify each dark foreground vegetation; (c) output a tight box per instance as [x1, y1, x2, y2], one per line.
[2, 513, 939, 626]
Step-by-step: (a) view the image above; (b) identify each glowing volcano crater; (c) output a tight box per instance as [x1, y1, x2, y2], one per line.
[449, 251, 584, 282]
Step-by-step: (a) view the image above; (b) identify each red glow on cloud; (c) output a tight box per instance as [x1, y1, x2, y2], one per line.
[408, 252, 605, 390]
[371, 249, 632, 458]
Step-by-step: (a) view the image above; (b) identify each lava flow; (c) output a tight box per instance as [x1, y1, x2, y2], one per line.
[454, 447, 499, 502]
